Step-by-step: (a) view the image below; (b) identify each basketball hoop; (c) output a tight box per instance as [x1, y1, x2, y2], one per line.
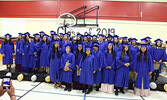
[58, 13, 76, 27]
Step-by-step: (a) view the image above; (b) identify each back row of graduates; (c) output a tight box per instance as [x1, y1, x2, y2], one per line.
[0, 31, 167, 96]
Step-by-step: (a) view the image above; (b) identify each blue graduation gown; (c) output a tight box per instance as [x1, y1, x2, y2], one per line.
[114, 52, 131, 88]
[79, 55, 98, 85]
[15, 41, 22, 65]
[20, 40, 31, 72]
[0, 41, 14, 64]
[29, 41, 40, 68]
[83, 42, 92, 52]
[147, 44, 153, 56]
[114, 43, 122, 53]
[92, 50, 104, 84]
[102, 51, 115, 84]
[60, 52, 75, 83]
[152, 47, 167, 73]
[73, 52, 83, 82]
[99, 42, 107, 53]
[48, 49, 62, 82]
[133, 53, 154, 89]
[129, 45, 139, 69]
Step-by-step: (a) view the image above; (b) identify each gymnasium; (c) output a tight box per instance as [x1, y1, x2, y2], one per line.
[0, 0, 167, 100]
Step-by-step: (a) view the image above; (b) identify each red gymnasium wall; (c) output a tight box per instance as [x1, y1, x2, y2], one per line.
[0, 1, 167, 22]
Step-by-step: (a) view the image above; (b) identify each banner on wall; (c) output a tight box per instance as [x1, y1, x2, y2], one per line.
[57, 27, 118, 38]
[1, 20, 25, 37]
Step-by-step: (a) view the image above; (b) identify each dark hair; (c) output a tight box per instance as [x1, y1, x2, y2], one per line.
[33, 37, 40, 43]
[4, 38, 12, 45]
[138, 48, 147, 62]
[75, 46, 83, 58]
[17, 36, 22, 43]
[24, 35, 30, 44]
[41, 37, 50, 45]
[120, 46, 131, 61]
[82, 50, 92, 62]
[52, 43, 60, 59]
[114, 42, 119, 47]
[105, 46, 115, 58]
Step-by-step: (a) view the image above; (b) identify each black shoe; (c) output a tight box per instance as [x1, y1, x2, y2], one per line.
[120, 88, 125, 94]
[86, 90, 91, 94]
[115, 91, 118, 96]
[68, 88, 71, 92]
[82, 89, 86, 93]
[64, 87, 68, 91]
[96, 86, 99, 91]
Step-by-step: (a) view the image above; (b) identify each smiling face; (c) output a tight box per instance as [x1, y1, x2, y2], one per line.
[65, 47, 71, 53]
[108, 44, 113, 50]
[78, 46, 82, 51]
[157, 42, 162, 47]
[124, 46, 129, 52]
[6, 36, 10, 41]
[86, 49, 91, 55]
[141, 47, 147, 53]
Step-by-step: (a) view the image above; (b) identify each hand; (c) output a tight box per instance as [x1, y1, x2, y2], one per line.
[108, 66, 112, 69]
[76, 65, 79, 69]
[99, 68, 101, 71]
[133, 71, 137, 74]
[105, 67, 108, 69]
[6, 80, 15, 100]
[93, 71, 96, 74]
[17, 49, 19, 52]
[153, 60, 156, 63]
[126, 63, 130, 67]
[149, 72, 152, 74]
[0, 81, 6, 97]
[34, 52, 37, 57]
[64, 68, 67, 71]
[124, 63, 128, 67]
[22, 53, 24, 56]
[159, 60, 162, 63]
[66, 67, 70, 71]
[2, 54, 5, 57]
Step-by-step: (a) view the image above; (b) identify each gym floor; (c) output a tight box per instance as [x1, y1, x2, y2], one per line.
[0, 65, 167, 100]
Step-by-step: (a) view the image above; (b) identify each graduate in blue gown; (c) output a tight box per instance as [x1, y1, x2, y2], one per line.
[84, 34, 93, 51]
[29, 33, 40, 73]
[92, 42, 104, 91]
[133, 44, 154, 97]
[121, 37, 128, 46]
[101, 42, 115, 94]
[151, 39, 167, 81]
[61, 33, 72, 54]
[115, 43, 132, 96]
[104, 34, 112, 47]
[50, 33, 59, 47]
[79, 46, 98, 94]
[73, 33, 83, 53]
[98, 34, 107, 53]
[145, 37, 153, 56]
[48, 30, 56, 41]
[60, 44, 75, 92]
[73, 43, 84, 90]
[59, 33, 64, 48]
[92, 35, 97, 43]
[15, 33, 23, 72]
[39, 31, 45, 42]
[48, 40, 63, 89]
[113, 35, 122, 53]
[0, 34, 15, 71]
[70, 37, 75, 53]
[20, 32, 31, 72]
[35, 34, 50, 74]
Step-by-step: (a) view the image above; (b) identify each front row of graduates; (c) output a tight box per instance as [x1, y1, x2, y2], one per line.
[1, 33, 166, 97]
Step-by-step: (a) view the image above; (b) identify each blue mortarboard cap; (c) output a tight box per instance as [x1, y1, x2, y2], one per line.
[70, 37, 73, 41]
[85, 46, 91, 50]
[128, 38, 132, 42]
[52, 33, 58, 37]
[141, 38, 147, 42]
[92, 35, 97, 38]
[145, 37, 152, 40]
[18, 33, 23, 36]
[113, 35, 119, 39]
[77, 43, 83, 47]
[132, 38, 137, 42]
[87, 34, 92, 38]
[50, 30, 56, 34]
[39, 31, 45, 34]
[154, 39, 163, 43]
[24, 32, 30, 36]
[59, 33, 64, 36]
[65, 44, 71, 48]
[5, 33, 12, 37]
[53, 40, 59, 44]
[77, 34, 81, 37]
[108, 34, 112, 38]
[108, 42, 114, 45]
[43, 34, 49, 37]
[99, 34, 103, 37]
[141, 44, 147, 48]
[123, 43, 129, 47]
[64, 33, 69, 37]
[33, 33, 40, 37]
[84, 35, 87, 38]
[122, 37, 128, 40]
[93, 42, 99, 47]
